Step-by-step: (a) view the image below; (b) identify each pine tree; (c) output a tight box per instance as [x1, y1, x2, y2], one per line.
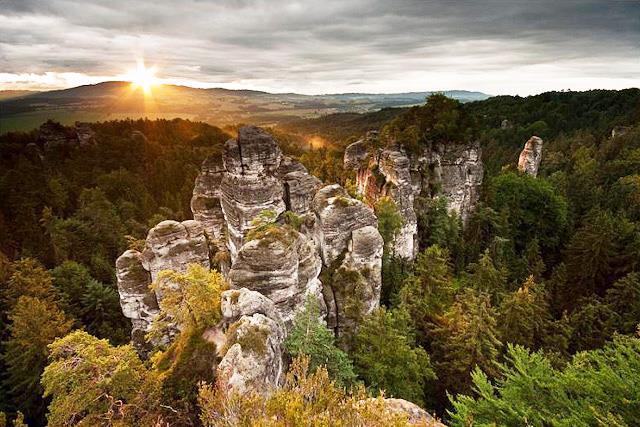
[464, 249, 507, 303]
[351, 308, 434, 406]
[399, 245, 454, 336]
[2, 258, 58, 309]
[431, 289, 502, 396]
[285, 298, 356, 387]
[498, 276, 550, 349]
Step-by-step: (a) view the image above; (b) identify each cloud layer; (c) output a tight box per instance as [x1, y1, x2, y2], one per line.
[1, 0, 638, 94]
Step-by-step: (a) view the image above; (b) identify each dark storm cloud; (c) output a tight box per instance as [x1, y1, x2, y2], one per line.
[0, 0, 638, 94]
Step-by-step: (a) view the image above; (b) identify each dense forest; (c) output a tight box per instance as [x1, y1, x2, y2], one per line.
[1, 88, 640, 426]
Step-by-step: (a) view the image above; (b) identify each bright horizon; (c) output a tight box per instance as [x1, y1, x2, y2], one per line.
[1, 1, 639, 96]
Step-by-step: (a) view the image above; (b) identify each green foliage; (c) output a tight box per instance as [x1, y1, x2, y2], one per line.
[285, 298, 357, 387]
[449, 335, 640, 426]
[430, 289, 502, 396]
[399, 245, 454, 334]
[415, 196, 462, 260]
[488, 172, 568, 258]
[497, 276, 551, 350]
[41, 330, 159, 426]
[374, 197, 403, 249]
[2, 258, 58, 309]
[351, 308, 435, 406]
[198, 356, 413, 427]
[382, 94, 479, 153]
[565, 209, 639, 297]
[463, 250, 507, 302]
[150, 264, 228, 339]
[4, 296, 72, 424]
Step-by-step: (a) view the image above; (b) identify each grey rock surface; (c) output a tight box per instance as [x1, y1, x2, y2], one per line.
[115, 249, 157, 353]
[346, 133, 483, 259]
[217, 288, 285, 395]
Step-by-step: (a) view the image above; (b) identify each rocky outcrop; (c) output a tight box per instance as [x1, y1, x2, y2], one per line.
[191, 156, 226, 243]
[217, 288, 285, 395]
[37, 121, 96, 151]
[118, 125, 383, 359]
[379, 398, 446, 426]
[345, 133, 483, 259]
[116, 219, 210, 350]
[141, 219, 210, 283]
[116, 250, 157, 353]
[312, 185, 383, 341]
[517, 136, 543, 177]
[228, 227, 324, 326]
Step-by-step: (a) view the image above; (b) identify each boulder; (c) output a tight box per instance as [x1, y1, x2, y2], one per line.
[380, 398, 446, 426]
[517, 136, 543, 177]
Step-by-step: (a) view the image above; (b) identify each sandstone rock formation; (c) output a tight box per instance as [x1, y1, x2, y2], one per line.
[312, 185, 383, 340]
[141, 219, 210, 283]
[117, 125, 385, 393]
[217, 288, 285, 395]
[116, 219, 210, 349]
[344, 133, 482, 259]
[517, 136, 543, 177]
[228, 227, 324, 326]
[191, 155, 226, 243]
[115, 250, 157, 353]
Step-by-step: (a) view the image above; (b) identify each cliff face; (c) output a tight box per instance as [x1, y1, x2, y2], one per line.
[344, 132, 483, 259]
[117, 125, 383, 393]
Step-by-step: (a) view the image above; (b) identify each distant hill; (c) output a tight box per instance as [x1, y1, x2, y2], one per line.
[0, 81, 490, 133]
[0, 90, 40, 101]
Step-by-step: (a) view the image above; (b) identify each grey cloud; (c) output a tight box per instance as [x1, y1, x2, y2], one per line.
[0, 0, 638, 94]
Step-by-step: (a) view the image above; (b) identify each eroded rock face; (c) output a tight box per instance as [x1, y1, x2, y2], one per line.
[141, 219, 210, 283]
[518, 136, 543, 177]
[312, 185, 383, 341]
[119, 125, 385, 362]
[217, 288, 285, 395]
[346, 133, 483, 259]
[220, 173, 286, 260]
[228, 228, 324, 326]
[191, 156, 227, 242]
[115, 250, 157, 353]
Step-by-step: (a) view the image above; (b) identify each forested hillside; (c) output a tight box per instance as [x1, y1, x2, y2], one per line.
[1, 89, 639, 426]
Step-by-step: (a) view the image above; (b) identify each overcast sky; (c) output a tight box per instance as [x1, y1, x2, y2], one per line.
[0, 0, 638, 95]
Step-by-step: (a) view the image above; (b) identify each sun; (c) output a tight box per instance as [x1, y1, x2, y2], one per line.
[126, 59, 158, 94]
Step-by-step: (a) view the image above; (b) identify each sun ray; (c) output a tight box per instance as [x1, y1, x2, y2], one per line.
[126, 59, 158, 94]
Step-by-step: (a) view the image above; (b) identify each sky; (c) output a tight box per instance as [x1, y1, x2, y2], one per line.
[0, 0, 638, 95]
